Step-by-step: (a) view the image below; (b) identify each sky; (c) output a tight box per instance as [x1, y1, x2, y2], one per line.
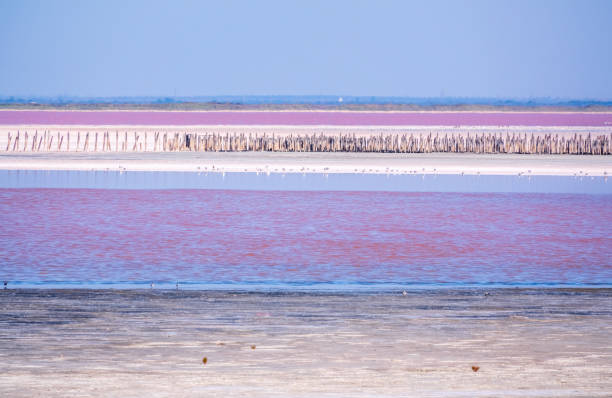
[0, 0, 611, 99]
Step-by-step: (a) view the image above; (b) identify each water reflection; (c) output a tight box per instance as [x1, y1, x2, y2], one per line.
[1, 188, 610, 287]
[0, 170, 609, 194]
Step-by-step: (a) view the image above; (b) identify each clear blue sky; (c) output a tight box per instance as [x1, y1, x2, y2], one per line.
[1, 0, 611, 99]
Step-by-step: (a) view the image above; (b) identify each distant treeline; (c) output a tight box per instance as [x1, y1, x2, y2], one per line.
[4, 131, 611, 155]
[1, 95, 612, 111]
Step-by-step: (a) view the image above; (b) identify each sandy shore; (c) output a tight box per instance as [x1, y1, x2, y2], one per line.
[1, 151, 610, 176]
[0, 288, 610, 397]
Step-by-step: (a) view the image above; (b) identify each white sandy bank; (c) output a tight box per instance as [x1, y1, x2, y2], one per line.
[0, 152, 610, 176]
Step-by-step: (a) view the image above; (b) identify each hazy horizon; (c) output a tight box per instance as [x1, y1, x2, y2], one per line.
[1, 0, 611, 99]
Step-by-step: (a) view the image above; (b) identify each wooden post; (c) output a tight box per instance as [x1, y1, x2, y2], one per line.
[12, 131, 19, 152]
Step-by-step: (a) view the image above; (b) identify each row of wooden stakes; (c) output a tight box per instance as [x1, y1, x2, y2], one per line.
[4, 130, 612, 155]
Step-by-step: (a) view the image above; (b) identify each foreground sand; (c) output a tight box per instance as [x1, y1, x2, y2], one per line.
[0, 289, 610, 397]
[1, 151, 610, 176]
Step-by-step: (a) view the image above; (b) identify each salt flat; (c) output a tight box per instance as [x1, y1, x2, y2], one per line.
[0, 289, 610, 397]
[1, 151, 610, 176]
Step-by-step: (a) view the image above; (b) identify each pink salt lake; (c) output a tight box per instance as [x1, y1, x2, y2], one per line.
[0, 110, 611, 126]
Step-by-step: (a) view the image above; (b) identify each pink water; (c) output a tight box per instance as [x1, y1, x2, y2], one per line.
[1, 110, 611, 126]
[1, 189, 610, 286]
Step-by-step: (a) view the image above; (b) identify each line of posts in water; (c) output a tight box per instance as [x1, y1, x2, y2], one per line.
[4, 130, 612, 155]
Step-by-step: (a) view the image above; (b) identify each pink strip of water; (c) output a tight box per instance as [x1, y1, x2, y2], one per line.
[1, 189, 610, 285]
[1, 111, 611, 126]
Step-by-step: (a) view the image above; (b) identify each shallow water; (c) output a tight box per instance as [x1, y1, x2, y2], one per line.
[1, 183, 610, 288]
[1, 170, 610, 194]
